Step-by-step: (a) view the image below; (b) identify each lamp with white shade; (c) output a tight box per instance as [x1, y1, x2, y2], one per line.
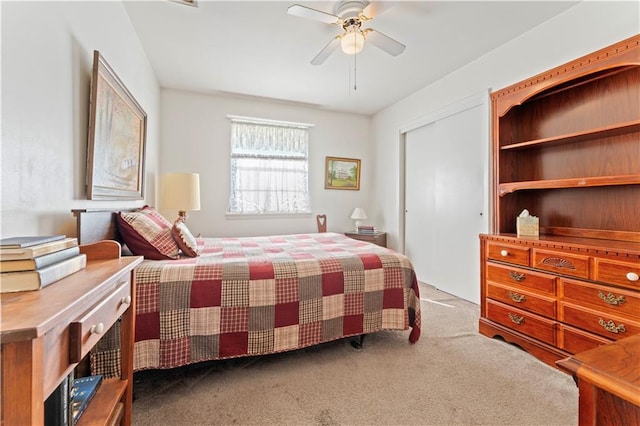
[350, 207, 368, 230]
[161, 173, 201, 222]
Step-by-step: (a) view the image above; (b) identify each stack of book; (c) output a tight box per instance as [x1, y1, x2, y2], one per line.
[45, 373, 103, 426]
[356, 225, 378, 235]
[0, 235, 85, 293]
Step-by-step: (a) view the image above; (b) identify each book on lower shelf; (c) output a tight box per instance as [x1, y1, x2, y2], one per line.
[0, 253, 87, 293]
[45, 370, 73, 426]
[0, 237, 78, 261]
[70, 375, 103, 425]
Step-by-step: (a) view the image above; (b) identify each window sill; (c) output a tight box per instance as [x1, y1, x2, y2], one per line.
[225, 212, 312, 219]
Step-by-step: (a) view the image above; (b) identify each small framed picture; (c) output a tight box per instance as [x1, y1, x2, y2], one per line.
[325, 156, 361, 190]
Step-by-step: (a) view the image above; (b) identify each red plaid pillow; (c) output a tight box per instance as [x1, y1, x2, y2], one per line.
[117, 206, 180, 260]
[172, 219, 199, 257]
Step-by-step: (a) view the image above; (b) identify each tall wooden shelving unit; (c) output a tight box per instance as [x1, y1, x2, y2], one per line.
[479, 35, 640, 368]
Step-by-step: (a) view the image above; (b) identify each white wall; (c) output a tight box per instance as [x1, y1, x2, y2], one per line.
[159, 89, 372, 237]
[372, 1, 640, 250]
[1, 1, 160, 238]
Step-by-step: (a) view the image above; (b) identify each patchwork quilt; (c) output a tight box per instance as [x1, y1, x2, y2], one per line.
[92, 232, 421, 376]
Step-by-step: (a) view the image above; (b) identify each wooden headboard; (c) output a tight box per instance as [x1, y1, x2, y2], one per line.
[72, 209, 134, 245]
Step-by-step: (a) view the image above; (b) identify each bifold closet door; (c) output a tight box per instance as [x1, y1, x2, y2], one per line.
[404, 104, 485, 304]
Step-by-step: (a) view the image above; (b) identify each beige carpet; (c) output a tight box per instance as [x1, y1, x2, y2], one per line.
[131, 284, 578, 425]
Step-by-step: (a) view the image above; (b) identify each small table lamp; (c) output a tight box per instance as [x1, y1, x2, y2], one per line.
[161, 173, 201, 222]
[350, 207, 368, 230]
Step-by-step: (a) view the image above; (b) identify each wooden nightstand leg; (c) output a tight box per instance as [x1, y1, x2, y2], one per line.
[2, 338, 45, 425]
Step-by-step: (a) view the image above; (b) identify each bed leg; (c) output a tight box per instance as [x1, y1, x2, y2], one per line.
[350, 334, 365, 350]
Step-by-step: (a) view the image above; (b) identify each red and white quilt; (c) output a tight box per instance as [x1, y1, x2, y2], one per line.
[92, 232, 421, 375]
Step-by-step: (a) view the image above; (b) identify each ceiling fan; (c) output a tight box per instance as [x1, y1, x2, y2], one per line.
[287, 1, 406, 65]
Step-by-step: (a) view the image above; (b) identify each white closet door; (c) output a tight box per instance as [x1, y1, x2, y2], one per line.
[404, 103, 486, 304]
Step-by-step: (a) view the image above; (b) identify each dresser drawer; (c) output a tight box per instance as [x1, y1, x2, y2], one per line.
[532, 249, 590, 280]
[68, 278, 132, 363]
[487, 242, 530, 267]
[486, 262, 556, 295]
[560, 302, 640, 340]
[561, 279, 640, 320]
[486, 300, 556, 345]
[487, 283, 556, 319]
[594, 258, 640, 291]
[558, 324, 611, 355]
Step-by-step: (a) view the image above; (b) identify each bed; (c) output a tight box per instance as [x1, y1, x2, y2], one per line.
[73, 209, 421, 377]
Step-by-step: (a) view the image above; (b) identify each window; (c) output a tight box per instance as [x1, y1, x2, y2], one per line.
[228, 116, 312, 214]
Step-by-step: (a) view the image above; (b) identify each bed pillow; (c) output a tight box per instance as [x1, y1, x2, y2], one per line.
[172, 219, 199, 257]
[117, 206, 180, 260]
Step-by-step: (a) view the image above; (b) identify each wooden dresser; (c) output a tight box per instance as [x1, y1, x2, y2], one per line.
[1, 241, 143, 425]
[480, 234, 640, 367]
[479, 34, 640, 368]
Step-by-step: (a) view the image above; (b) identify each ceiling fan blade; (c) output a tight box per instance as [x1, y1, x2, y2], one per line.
[362, 1, 394, 20]
[287, 4, 340, 25]
[311, 37, 341, 65]
[365, 29, 406, 56]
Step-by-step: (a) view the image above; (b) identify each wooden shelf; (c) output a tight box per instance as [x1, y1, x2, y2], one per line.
[500, 120, 640, 150]
[498, 174, 640, 196]
[76, 378, 127, 426]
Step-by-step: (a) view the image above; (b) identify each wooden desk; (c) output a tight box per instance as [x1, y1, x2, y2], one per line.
[345, 232, 387, 247]
[1, 241, 143, 425]
[557, 334, 640, 425]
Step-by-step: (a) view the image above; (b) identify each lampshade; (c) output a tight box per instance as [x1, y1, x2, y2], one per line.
[341, 26, 365, 55]
[350, 207, 367, 230]
[161, 173, 201, 221]
[350, 208, 368, 220]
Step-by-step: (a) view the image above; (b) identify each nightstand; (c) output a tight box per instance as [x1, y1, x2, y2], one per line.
[345, 231, 387, 247]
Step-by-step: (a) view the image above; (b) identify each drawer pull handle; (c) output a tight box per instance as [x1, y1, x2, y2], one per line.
[508, 312, 525, 325]
[500, 250, 509, 257]
[121, 295, 132, 305]
[626, 272, 639, 282]
[508, 291, 526, 303]
[508, 271, 525, 282]
[90, 323, 105, 335]
[597, 291, 626, 306]
[598, 318, 626, 334]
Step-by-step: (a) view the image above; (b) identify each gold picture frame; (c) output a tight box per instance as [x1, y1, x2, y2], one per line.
[86, 50, 147, 200]
[325, 156, 361, 190]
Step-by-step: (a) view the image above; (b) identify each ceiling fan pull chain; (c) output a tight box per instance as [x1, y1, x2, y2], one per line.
[354, 47, 357, 91]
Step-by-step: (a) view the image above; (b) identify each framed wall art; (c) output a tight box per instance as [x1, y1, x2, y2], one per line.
[86, 50, 147, 200]
[325, 156, 361, 190]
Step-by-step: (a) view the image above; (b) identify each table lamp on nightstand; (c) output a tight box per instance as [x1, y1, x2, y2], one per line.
[350, 207, 367, 230]
[161, 172, 201, 222]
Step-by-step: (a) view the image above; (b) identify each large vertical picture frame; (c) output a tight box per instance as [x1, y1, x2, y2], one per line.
[86, 50, 147, 200]
[325, 156, 361, 190]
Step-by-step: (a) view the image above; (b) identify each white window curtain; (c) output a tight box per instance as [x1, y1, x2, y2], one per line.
[229, 118, 311, 214]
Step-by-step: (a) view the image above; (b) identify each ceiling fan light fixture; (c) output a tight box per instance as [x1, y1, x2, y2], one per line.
[340, 26, 365, 55]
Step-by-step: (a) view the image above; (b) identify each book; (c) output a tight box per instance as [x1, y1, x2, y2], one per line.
[0, 254, 87, 293]
[70, 375, 103, 425]
[0, 237, 78, 261]
[0, 235, 66, 248]
[357, 225, 378, 235]
[45, 370, 73, 426]
[0, 246, 81, 273]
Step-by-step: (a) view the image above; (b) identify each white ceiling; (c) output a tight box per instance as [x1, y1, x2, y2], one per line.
[123, 0, 579, 115]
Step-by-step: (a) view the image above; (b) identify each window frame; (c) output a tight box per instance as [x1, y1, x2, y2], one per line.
[227, 115, 314, 216]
